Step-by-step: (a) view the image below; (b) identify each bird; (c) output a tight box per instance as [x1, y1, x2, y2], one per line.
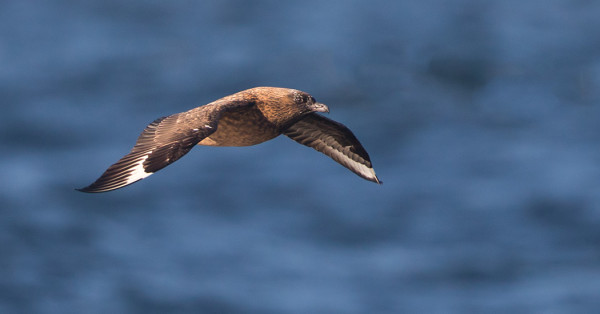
[78, 87, 381, 193]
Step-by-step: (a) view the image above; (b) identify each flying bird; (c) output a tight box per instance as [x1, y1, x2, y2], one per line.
[78, 87, 381, 193]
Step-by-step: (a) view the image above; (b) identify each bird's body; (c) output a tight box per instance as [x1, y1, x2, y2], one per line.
[197, 103, 280, 147]
[78, 87, 380, 193]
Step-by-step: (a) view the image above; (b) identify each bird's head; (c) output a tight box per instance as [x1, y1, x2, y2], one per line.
[292, 90, 329, 114]
[245, 87, 330, 128]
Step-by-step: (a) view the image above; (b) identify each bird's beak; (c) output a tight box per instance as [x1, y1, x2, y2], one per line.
[311, 102, 329, 113]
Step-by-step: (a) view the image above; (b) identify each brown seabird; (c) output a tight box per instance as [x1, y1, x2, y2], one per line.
[78, 87, 381, 193]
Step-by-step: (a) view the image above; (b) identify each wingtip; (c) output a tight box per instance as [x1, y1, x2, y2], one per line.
[367, 168, 382, 185]
[369, 174, 383, 185]
[75, 186, 103, 193]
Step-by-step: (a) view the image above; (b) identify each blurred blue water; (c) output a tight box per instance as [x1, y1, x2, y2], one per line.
[2, 0, 600, 313]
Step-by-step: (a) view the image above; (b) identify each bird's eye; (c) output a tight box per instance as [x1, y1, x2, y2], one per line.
[295, 94, 308, 104]
[310, 96, 316, 103]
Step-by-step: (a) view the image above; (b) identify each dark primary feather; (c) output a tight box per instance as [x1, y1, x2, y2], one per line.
[77, 114, 215, 193]
[78, 100, 255, 193]
[283, 113, 381, 184]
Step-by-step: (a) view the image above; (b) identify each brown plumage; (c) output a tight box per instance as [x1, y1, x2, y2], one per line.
[78, 87, 381, 193]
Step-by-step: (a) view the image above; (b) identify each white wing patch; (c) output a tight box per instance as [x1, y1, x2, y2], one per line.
[318, 141, 379, 183]
[125, 154, 153, 185]
[283, 114, 381, 184]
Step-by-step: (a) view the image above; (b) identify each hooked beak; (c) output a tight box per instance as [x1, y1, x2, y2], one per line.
[310, 102, 329, 113]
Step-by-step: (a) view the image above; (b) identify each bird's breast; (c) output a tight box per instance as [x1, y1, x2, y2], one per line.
[197, 107, 280, 147]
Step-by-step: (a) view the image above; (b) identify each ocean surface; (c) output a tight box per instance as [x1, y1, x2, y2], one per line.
[2, 1, 600, 313]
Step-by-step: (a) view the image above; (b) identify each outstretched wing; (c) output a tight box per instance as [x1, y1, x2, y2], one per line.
[283, 113, 381, 184]
[78, 100, 253, 193]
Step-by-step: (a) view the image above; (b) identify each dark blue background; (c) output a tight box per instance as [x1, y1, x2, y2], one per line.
[2, 1, 600, 313]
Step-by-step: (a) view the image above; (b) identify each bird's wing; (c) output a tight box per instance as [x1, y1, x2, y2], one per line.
[78, 100, 252, 193]
[283, 113, 381, 184]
